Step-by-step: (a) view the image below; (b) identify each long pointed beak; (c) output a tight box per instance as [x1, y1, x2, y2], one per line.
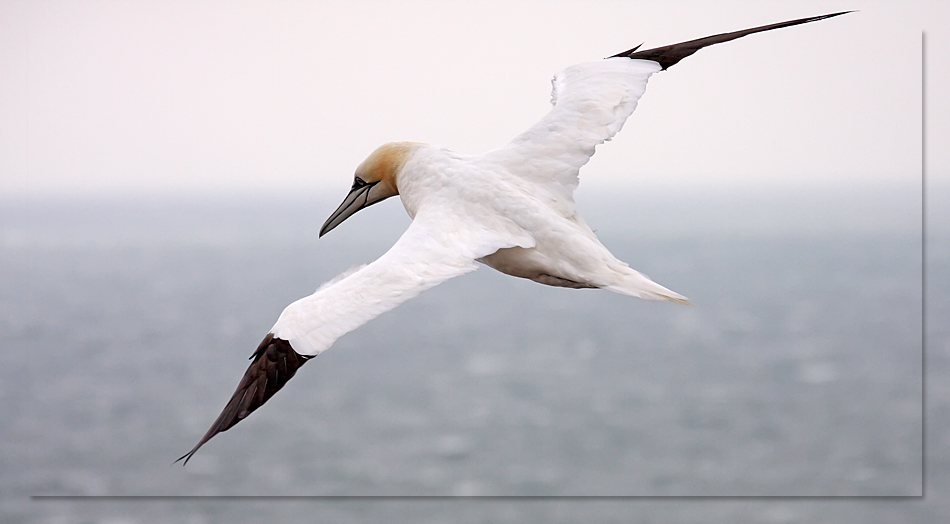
[319, 182, 377, 237]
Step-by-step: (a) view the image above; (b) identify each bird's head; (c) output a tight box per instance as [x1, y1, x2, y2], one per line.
[319, 142, 419, 237]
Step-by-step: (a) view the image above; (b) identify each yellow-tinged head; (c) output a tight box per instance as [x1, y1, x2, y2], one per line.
[319, 142, 420, 237]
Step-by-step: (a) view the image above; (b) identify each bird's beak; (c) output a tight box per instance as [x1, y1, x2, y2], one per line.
[319, 181, 380, 237]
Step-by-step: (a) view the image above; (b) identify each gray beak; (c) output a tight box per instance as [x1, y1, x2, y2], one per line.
[319, 180, 379, 237]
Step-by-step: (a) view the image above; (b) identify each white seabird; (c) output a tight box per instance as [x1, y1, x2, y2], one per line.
[178, 11, 851, 464]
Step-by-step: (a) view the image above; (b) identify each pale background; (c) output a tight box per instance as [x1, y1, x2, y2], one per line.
[1, 0, 946, 198]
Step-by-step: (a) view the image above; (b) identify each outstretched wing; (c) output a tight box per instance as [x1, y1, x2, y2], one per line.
[177, 207, 533, 464]
[271, 206, 533, 357]
[487, 58, 661, 215]
[488, 11, 851, 215]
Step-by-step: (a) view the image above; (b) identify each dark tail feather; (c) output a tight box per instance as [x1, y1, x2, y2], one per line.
[610, 11, 853, 69]
[175, 333, 312, 465]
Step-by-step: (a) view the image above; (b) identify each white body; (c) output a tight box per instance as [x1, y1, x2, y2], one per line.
[273, 57, 687, 357]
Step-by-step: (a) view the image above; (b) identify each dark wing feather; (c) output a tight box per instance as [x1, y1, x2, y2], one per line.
[610, 11, 853, 69]
[176, 333, 312, 465]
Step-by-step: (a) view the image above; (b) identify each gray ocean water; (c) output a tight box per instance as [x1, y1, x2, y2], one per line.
[4, 182, 947, 522]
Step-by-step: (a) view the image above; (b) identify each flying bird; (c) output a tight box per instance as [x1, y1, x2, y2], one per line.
[178, 11, 850, 464]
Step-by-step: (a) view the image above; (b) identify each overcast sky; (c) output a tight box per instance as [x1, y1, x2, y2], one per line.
[1, 0, 947, 197]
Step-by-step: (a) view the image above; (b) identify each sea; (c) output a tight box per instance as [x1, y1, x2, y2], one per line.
[3, 181, 947, 523]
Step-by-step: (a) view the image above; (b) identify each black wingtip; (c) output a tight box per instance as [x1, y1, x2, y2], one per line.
[176, 333, 313, 466]
[610, 11, 854, 69]
[608, 42, 643, 59]
[174, 448, 198, 466]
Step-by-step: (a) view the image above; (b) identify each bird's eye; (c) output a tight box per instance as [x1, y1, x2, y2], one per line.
[352, 177, 368, 190]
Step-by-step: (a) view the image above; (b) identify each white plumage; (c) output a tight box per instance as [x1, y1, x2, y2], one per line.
[273, 203, 535, 356]
[274, 58, 684, 357]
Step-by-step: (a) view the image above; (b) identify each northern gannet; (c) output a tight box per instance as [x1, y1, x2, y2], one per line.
[178, 11, 851, 464]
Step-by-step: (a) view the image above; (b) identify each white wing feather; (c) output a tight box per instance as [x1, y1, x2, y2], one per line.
[486, 58, 661, 213]
[271, 206, 533, 356]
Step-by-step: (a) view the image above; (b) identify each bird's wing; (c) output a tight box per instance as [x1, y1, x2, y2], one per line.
[272, 205, 534, 356]
[487, 57, 661, 215]
[488, 11, 851, 215]
[177, 206, 533, 464]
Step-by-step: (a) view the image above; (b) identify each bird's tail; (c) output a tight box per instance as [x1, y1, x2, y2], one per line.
[605, 271, 691, 305]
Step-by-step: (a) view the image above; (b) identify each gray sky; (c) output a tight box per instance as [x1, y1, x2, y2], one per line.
[1, 0, 946, 197]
